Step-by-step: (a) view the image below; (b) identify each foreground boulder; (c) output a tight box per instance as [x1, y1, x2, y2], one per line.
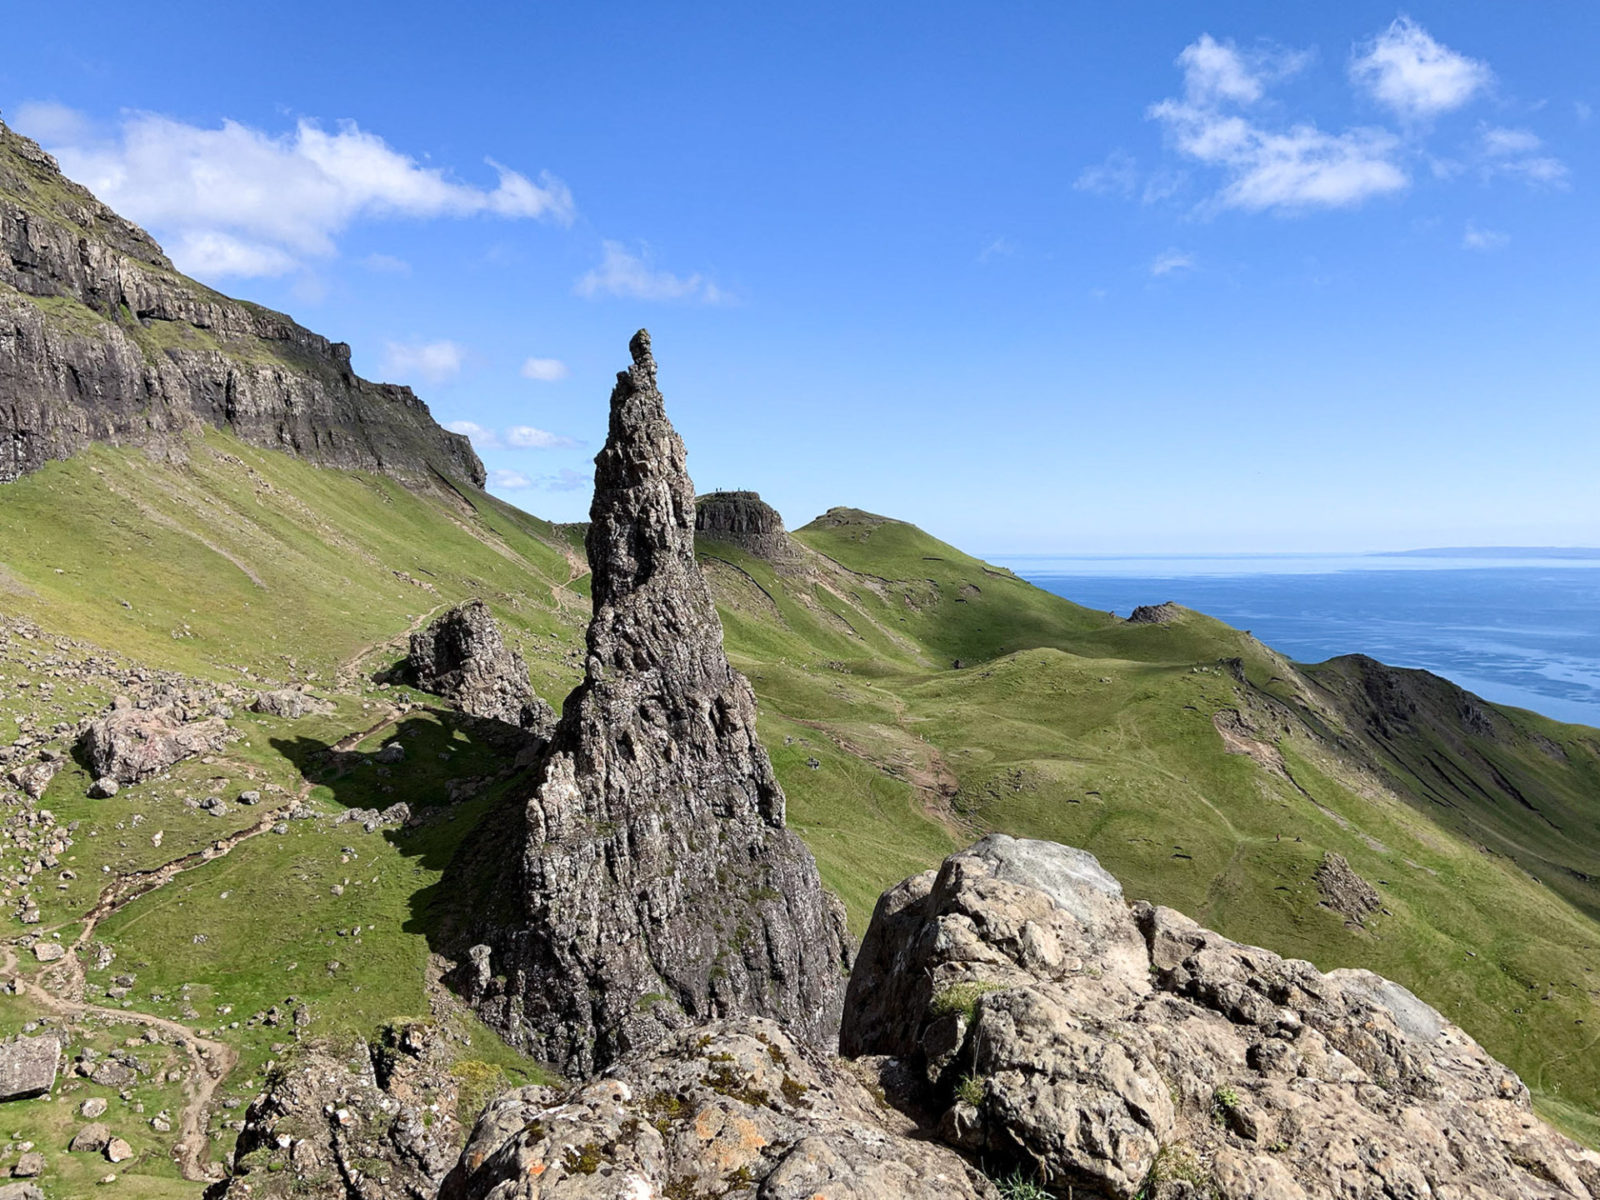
[250, 689, 333, 720]
[407, 600, 556, 735]
[843, 834, 1600, 1200]
[440, 1018, 995, 1200]
[79, 699, 228, 784]
[469, 331, 850, 1076]
[205, 1026, 462, 1200]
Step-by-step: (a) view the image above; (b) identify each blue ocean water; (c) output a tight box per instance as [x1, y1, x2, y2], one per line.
[996, 554, 1600, 729]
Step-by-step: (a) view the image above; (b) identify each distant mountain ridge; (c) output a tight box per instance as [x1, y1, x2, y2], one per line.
[0, 118, 482, 488]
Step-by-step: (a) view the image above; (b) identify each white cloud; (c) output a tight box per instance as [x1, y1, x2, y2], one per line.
[1462, 222, 1508, 251]
[14, 105, 574, 279]
[507, 425, 578, 450]
[1152, 96, 1406, 211]
[977, 236, 1017, 263]
[384, 340, 466, 384]
[536, 469, 590, 492]
[575, 241, 726, 303]
[489, 469, 533, 490]
[447, 420, 501, 450]
[1350, 18, 1491, 120]
[1150, 249, 1196, 276]
[11, 100, 94, 145]
[520, 356, 569, 382]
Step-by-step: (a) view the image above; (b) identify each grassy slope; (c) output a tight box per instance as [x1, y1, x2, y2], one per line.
[0, 445, 1597, 1181]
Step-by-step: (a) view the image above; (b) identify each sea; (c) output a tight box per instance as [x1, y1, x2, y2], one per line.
[995, 552, 1600, 729]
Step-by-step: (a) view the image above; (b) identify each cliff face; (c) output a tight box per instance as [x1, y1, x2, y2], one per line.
[0, 119, 483, 487]
[694, 488, 802, 566]
[468, 330, 850, 1077]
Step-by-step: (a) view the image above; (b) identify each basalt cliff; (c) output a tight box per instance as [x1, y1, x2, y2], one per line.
[460, 331, 851, 1077]
[0, 118, 481, 487]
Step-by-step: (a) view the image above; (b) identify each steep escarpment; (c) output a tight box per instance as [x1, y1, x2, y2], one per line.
[464, 330, 850, 1077]
[695, 489, 802, 566]
[0, 118, 482, 486]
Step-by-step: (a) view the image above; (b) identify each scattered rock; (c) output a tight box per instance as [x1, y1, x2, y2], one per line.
[80, 1097, 107, 1118]
[5, 761, 59, 800]
[68, 1123, 111, 1154]
[0, 1035, 57, 1103]
[0, 1182, 44, 1200]
[1314, 850, 1382, 925]
[465, 331, 851, 1077]
[30, 943, 63, 964]
[80, 702, 228, 784]
[406, 600, 556, 735]
[250, 689, 332, 720]
[103, 1138, 132, 1164]
[87, 777, 119, 799]
[10, 1151, 43, 1177]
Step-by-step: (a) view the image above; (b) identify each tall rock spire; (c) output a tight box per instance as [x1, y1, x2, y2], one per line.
[476, 330, 850, 1076]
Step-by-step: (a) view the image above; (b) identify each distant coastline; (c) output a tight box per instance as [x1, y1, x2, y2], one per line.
[1377, 546, 1600, 559]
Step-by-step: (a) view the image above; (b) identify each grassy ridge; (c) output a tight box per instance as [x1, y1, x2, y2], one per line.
[0, 435, 1597, 1171]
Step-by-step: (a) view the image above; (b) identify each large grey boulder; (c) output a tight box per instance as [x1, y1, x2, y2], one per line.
[470, 331, 851, 1077]
[439, 1019, 996, 1200]
[843, 834, 1600, 1200]
[0, 1035, 58, 1101]
[79, 699, 227, 784]
[406, 601, 555, 735]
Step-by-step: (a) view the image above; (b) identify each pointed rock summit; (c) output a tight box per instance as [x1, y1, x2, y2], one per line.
[473, 330, 850, 1076]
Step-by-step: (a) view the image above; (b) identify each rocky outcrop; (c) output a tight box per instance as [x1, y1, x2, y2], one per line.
[440, 1018, 997, 1200]
[79, 697, 228, 784]
[469, 330, 850, 1077]
[0, 1034, 58, 1101]
[695, 489, 802, 567]
[842, 834, 1600, 1200]
[1127, 601, 1181, 624]
[1313, 851, 1381, 926]
[250, 689, 334, 720]
[0, 119, 482, 487]
[204, 1026, 464, 1200]
[407, 601, 555, 735]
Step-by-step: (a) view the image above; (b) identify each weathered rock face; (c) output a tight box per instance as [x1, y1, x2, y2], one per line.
[470, 330, 850, 1077]
[0, 119, 482, 487]
[1127, 601, 1181, 624]
[441, 1018, 998, 1200]
[0, 1034, 59, 1101]
[79, 698, 229, 784]
[407, 601, 555, 735]
[694, 489, 802, 566]
[843, 834, 1600, 1200]
[204, 1026, 463, 1200]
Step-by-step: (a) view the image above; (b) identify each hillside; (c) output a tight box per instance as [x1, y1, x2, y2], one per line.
[0, 118, 481, 487]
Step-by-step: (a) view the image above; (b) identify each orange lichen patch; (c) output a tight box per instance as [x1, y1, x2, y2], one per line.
[691, 1105, 769, 1169]
[527, 1161, 547, 1176]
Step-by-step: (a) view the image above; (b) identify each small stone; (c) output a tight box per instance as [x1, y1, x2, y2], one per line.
[80, 1097, 108, 1118]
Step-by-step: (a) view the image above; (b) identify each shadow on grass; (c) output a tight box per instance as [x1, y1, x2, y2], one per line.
[269, 707, 535, 952]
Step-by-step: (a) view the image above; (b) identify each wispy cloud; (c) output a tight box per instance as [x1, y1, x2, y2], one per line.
[977, 236, 1017, 263]
[360, 252, 411, 275]
[11, 103, 574, 279]
[1462, 222, 1508, 251]
[1149, 36, 1407, 213]
[1478, 125, 1569, 188]
[507, 425, 579, 450]
[448, 420, 501, 450]
[1074, 150, 1140, 198]
[490, 469, 533, 490]
[1350, 18, 1491, 121]
[520, 356, 569, 382]
[1150, 249, 1196, 276]
[489, 467, 589, 493]
[384, 340, 466, 384]
[575, 241, 727, 303]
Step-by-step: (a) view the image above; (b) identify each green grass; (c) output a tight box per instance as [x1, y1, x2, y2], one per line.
[2, 435, 1599, 1177]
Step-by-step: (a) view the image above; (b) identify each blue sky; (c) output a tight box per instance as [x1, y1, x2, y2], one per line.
[5, 3, 1596, 553]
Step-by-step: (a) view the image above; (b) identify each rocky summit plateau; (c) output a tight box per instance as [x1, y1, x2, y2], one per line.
[1, 109, 1599, 1200]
